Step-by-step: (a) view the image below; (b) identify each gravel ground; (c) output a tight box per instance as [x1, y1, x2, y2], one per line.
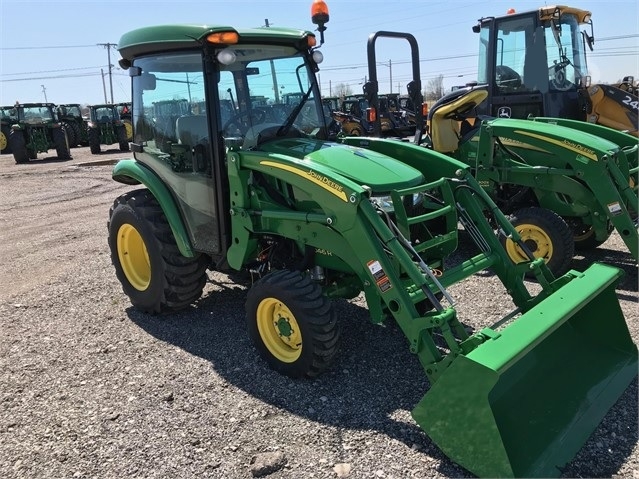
[0, 147, 637, 479]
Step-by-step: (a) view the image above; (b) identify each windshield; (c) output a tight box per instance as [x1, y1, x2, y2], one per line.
[132, 45, 325, 152]
[92, 106, 117, 122]
[20, 106, 55, 123]
[545, 13, 587, 90]
[217, 45, 325, 148]
[479, 11, 588, 95]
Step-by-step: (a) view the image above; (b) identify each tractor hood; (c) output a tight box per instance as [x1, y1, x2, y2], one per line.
[256, 138, 424, 192]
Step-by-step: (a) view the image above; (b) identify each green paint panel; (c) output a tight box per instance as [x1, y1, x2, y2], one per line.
[118, 24, 314, 60]
[412, 262, 638, 478]
[258, 138, 425, 190]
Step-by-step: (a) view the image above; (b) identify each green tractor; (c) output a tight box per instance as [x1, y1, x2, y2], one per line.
[86, 104, 130, 154]
[1, 105, 19, 154]
[360, 31, 638, 277]
[115, 102, 133, 142]
[56, 103, 88, 148]
[108, 6, 637, 478]
[8, 102, 71, 163]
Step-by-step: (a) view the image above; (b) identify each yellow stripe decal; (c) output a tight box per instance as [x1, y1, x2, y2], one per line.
[260, 160, 348, 202]
[514, 130, 599, 161]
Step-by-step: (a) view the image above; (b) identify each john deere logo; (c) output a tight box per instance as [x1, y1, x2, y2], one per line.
[497, 106, 511, 118]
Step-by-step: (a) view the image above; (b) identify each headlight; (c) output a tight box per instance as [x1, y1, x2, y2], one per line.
[370, 195, 395, 213]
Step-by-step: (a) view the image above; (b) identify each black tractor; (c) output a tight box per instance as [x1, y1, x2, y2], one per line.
[56, 103, 88, 148]
[86, 104, 130, 154]
[8, 103, 71, 164]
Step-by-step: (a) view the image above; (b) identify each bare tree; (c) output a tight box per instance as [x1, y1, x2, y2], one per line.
[333, 82, 353, 98]
[423, 74, 445, 101]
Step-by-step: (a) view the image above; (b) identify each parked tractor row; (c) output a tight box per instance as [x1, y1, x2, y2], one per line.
[106, 2, 637, 478]
[0, 102, 132, 163]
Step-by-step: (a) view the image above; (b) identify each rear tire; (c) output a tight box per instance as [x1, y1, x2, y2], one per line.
[70, 122, 82, 147]
[246, 269, 340, 378]
[501, 207, 574, 277]
[108, 189, 209, 314]
[9, 130, 28, 164]
[0, 126, 11, 154]
[61, 121, 77, 147]
[118, 125, 130, 151]
[122, 119, 133, 141]
[88, 128, 101, 154]
[568, 218, 613, 251]
[53, 127, 71, 160]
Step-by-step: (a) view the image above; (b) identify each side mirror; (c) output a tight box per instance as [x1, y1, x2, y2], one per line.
[139, 73, 157, 91]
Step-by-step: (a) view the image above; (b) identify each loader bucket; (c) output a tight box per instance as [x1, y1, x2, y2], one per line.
[412, 263, 637, 478]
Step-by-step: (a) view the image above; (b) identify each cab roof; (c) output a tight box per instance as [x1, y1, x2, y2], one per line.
[118, 24, 315, 61]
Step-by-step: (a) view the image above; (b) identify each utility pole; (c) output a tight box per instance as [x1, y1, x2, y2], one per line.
[97, 43, 117, 104]
[389, 59, 392, 94]
[101, 69, 108, 103]
[41, 84, 48, 103]
[263, 20, 280, 103]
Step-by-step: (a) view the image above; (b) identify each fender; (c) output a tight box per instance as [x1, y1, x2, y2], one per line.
[112, 159, 195, 257]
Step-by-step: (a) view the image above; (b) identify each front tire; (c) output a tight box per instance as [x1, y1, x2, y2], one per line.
[501, 206, 574, 277]
[246, 270, 340, 378]
[108, 189, 208, 313]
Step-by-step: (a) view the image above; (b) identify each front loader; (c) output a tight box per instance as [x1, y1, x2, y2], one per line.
[360, 30, 638, 277]
[426, 85, 639, 274]
[107, 5, 637, 478]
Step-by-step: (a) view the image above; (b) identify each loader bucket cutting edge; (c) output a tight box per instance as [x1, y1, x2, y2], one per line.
[412, 263, 638, 478]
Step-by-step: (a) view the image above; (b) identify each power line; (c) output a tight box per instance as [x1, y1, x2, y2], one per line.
[1, 66, 109, 77]
[0, 44, 102, 50]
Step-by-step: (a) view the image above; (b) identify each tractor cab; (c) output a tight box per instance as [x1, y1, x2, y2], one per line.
[474, 6, 593, 120]
[117, 18, 331, 260]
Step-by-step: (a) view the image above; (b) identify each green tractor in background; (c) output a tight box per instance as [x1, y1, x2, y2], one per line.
[1, 105, 19, 154]
[360, 31, 638, 277]
[56, 103, 88, 148]
[107, 5, 637, 478]
[8, 102, 71, 163]
[86, 104, 130, 154]
[116, 102, 133, 142]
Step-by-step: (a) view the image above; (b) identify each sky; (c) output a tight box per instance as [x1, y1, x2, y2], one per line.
[1, 0, 637, 106]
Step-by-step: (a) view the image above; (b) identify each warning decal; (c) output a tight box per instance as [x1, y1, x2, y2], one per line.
[607, 202, 622, 216]
[367, 260, 393, 292]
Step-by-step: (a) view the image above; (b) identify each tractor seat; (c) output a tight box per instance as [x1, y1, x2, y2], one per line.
[176, 115, 209, 146]
[428, 85, 489, 153]
[100, 115, 111, 123]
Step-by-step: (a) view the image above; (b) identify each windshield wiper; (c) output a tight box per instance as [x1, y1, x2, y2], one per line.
[277, 84, 313, 137]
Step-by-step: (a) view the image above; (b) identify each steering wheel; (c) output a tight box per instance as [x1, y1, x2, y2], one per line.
[549, 59, 573, 91]
[495, 65, 522, 89]
[222, 108, 268, 136]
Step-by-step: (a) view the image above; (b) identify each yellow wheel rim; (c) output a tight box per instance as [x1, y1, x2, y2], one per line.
[506, 223, 554, 264]
[0, 131, 7, 151]
[123, 120, 133, 141]
[117, 223, 151, 291]
[256, 298, 302, 363]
